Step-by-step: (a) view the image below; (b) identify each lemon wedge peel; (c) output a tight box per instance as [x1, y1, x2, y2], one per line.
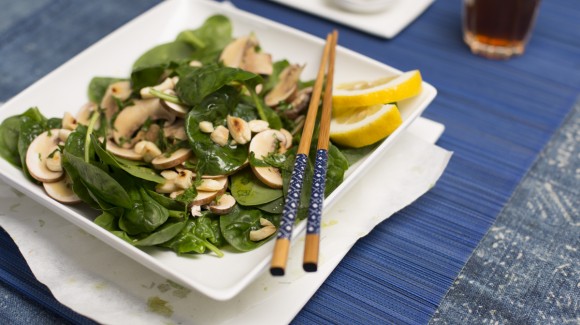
[332, 70, 422, 115]
[329, 103, 403, 148]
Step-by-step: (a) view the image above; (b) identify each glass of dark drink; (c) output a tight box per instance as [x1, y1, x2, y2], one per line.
[462, 0, 541, 59]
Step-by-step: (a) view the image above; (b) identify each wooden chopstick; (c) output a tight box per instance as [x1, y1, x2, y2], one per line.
[303, 29, 338, 272]
[270, 32, 335, 276]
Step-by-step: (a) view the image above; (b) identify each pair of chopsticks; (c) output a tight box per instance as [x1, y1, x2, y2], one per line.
[270, 30, 338, 276]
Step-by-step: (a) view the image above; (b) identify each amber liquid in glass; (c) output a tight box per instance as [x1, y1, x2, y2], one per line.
[463, 0, 541, 59]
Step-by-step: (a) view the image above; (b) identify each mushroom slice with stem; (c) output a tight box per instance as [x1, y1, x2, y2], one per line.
[209, 193, 236, 215]
[249, 129, 287, 189]
[43, 175, 81, 204]
[106, 140, 143, 161]
[151, 148, 192, 170]
[284, 86, 313, 119]
[264, 64, 304, 107]
[279, 128, 293, 149]
[101, 81, 132, 120]
[140, 77, 175, 99]
[220, 35, 257, 68]
[190, 178, 228, 206]
[240, 47, 273, 75]
[163, 120, 187, 141]
[160, 89, 188, 118]
[26, 129, 65, 183]
[75, 102, 99, 126]
[112, 98, 176, 147]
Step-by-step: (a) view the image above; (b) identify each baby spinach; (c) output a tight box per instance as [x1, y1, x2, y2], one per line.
[184, 87, 248, 175]
[255, 197, 284, 214]
[90, 136, 165, 183]
[175, 14, 232, 63]
[120, 187, 169, 235]
[162, 215, 224, 256]
[63, 151, 132, 209]
[134, 220, 187, 246]
[176, 64, 259, 106]
[230, 168, 283, 206]
[220, 206, 279, 252]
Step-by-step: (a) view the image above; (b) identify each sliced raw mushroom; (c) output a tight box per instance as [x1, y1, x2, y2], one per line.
[209, 193, 236, 215]
[248, 119, 269, 133]
[133, 141, 162, 163]
[240, 47, 273, 75]
[43, 176, 81, 204]
[220, 34, 272, 75]
[151, 148, 192, 170]
[196, 177, 228, 192]
[140, 77, 175, 99]
[279, 128, 293, 149]
[163, 120, 187, 141]
[226, 115, 251, 145]
[129, 123, 161, 147]
[160, 89, 188, 118]
[249, 218, 277, 241]
[75, 102, 99, 127]
[26, 129, 65, 183]
[106, 140, 143, 161]
[249, 129, 287, 188]
[62, 112, 78, 130]
[264, 64, 304, 107]
[101, 81, 132, 120]
[113, 98, 176, 147]
[190, 177, 228, 206]
[284, 86, 313, 119]
[220, 35, 257, 68]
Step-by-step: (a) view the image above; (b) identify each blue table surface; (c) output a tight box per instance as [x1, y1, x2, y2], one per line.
[0, 0, 579, 324]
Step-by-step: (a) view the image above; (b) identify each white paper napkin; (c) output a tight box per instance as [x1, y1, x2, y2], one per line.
[0, 118, 451, 325]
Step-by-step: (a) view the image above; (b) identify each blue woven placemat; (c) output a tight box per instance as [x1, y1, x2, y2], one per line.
[0, 0, 579, 324]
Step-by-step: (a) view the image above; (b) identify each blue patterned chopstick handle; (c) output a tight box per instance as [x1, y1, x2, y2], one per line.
[277, 153, 308, 240]
[307, 149, 328, 235]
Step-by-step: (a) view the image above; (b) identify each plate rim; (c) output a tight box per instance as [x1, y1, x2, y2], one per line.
[0, 0, 436, 300]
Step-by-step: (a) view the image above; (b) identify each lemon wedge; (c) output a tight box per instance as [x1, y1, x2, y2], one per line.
[332, 70, 422, 115]
[329, 104, 402, 148]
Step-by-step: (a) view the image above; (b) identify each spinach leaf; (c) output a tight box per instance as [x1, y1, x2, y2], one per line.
[220, 206, 278, 251]
[91, 136, 165, 183]
[0, 115, 25, 166]
[184, 87, 248, 175]
[336, 142, 381, 166]
[175, 14, 232, 63]
[255, 196, 284, 214]
[325, 144, 349, 197]
[230, 168, 283, 206]
[146, 189, 185, 211]
[17, 117, 48, 182]
[63, 152, 132, 209]
[134, 220, 186, 246]
[176, 64, 259, 106]
[119, 187, 169, 235]
[88, 77, 126, 103]
[94, 211, 119, 231]
[162, 215, 224, 256]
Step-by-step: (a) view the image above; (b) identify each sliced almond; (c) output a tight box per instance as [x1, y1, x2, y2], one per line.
[210, 125, 229, 146]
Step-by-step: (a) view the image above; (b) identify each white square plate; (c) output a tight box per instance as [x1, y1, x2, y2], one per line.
[266, 0, 435, 39]
[0, 0, 436, 300]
